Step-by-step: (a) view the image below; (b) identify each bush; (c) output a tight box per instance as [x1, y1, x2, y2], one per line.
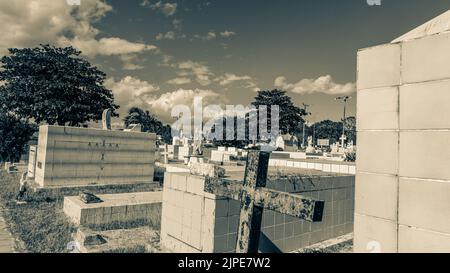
[344, 151, 356, 162]
[0, 112, 37, 163]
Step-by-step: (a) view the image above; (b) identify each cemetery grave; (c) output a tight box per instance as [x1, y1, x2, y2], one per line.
[161, 151, 355, 253]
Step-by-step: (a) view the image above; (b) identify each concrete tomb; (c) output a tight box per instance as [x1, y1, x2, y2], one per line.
[33, 125, 156, 189]
[160, 152, 353, 253]
[355, 10, 450, 253]
[64, 191, 162, 229]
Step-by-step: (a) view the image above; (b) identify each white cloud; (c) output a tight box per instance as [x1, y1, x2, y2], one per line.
[216, 73, 252, 86]
[156, 31, 176, 40]
[205, 32, 217, 40]
[144, 88, 222, 114]
[178, 60, 214, 86]
[274, 75, 356, 95]
[167, 77, 192, 85]
[106, 76, 225, 121]
[105, 76, 158, 110]
[58, 37, 157, 58]
[146, 1, 178, 16]
[120, 54, 145, 71]
[220, 31, 236, 38]
[0, 0, 157, 59]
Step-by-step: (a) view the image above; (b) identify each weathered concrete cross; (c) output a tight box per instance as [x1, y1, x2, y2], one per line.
[204, 151, 325, 253]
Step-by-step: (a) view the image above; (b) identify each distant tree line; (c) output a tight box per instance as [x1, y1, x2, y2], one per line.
[0, 44, 355, 162]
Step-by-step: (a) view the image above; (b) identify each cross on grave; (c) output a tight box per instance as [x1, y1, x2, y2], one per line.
[203, 151, 325, 253]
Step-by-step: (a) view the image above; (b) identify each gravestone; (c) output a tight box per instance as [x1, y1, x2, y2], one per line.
[210, 150, 224, 163]
[102, 109, 112, 130]
[305, 136, 315, 154]
[276, 134, 299, 152]
[172, 137, 181, 146]
[178, 146, 193, 162]
[27, 145, 38, 179]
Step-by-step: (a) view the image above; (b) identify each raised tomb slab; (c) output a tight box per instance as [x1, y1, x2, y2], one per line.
[33, 125, 157, 190]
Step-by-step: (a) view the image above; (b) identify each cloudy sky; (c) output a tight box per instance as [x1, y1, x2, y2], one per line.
[1, 0, 449, 123]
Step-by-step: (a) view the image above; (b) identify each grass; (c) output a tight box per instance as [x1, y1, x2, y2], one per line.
[0, 170, 76, 253]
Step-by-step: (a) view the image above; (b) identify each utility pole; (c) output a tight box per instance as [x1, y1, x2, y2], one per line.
[302, 103, 311, 148]
[335, 96, 352, 147]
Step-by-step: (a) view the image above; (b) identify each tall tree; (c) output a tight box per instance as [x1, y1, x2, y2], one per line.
[210, 116, 250, 148]
[313, 120, 343, 144]
[124, 107, 172, 143]
[0, 112, 37, 163]
[251, 90, 306, 136]
[0, 45, 119, 126]
[343, 116, 356, 144]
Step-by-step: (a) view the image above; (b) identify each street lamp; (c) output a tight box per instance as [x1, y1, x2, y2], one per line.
[335, 96, 352, 148]
[302, 103, 311, 148]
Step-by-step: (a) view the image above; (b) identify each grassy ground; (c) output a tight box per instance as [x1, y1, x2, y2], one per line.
[0, 170, 76, 253]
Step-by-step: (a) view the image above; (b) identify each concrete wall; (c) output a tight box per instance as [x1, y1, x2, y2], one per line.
[160, 173, 354, 253]
[355, 32, 450, 253]
[35, 125, 156, 188]
[269, 159, 356, 175]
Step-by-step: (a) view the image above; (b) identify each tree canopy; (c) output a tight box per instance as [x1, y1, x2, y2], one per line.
[312, 120, 343, 144]
[0, 112, 37, 162]
[0, 45, 119, 126]
[343, 116, 356, 144]
[124, 107, 172, 144]
[251, 89, 306, 135]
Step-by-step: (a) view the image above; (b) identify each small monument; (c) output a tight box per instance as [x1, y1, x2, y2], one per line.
[305, 136, 315, 154]
[275, 134, 299, 152]
[102, 109, 112, 130]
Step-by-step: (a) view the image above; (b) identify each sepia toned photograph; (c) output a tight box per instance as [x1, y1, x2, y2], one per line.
[0, 0, 449, 262]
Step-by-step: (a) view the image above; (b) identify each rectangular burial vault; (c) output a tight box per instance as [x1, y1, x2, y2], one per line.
[64, 192, 162, 228]
[34, 125, 156, 188]
[160, 168, 354, 253]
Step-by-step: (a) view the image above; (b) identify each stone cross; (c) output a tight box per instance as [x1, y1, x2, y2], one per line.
[204, 151, 324, 253]
[102, 109, 112, 130]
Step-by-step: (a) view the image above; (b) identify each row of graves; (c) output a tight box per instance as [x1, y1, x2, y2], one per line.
[16, 109, 355, 253]
[275, 134, 356, 160]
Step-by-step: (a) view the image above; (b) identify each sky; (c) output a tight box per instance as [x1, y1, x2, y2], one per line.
[1, 0, 450, 124]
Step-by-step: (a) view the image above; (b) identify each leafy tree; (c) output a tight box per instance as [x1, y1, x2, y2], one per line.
[312, 120, 343, 144]
[0, 45, 119, 126]
[124, 107, 172, 143]
[251, 90, 306, 135]
[0, 112, 37, 163]
[343, 116, 356, 144]
[210, 116, 250, 148]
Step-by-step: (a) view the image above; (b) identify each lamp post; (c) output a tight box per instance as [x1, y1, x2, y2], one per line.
[302, 103, 311, 148]
[335, 96, 352, 148]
